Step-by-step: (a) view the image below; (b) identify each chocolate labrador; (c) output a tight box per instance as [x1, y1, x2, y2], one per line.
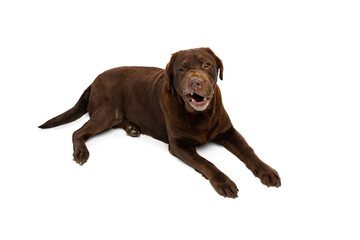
[39, 48, 281, 198]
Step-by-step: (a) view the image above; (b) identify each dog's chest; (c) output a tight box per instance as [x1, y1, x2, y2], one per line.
[172, 116, 222, 145]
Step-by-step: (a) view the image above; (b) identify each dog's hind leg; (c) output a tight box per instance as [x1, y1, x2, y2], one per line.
[72, 107, 123, 165]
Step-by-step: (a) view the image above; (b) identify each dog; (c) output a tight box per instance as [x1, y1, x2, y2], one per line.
[39, 47, 281, 198]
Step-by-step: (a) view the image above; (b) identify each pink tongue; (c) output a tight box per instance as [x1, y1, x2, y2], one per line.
[191, 98, 207, 105]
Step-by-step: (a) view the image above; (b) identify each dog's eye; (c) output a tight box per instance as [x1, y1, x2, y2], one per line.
[179, 68, 186, 72]
[203, 63, 211, 69]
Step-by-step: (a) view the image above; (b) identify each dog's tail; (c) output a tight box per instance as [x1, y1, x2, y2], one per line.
[39, 86, 91, 129]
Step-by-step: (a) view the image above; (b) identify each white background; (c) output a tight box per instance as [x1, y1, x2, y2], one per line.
[1, 0, 359, 239]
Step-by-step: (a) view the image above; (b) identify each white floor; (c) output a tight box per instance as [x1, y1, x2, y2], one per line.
[1, 1, 359, 239]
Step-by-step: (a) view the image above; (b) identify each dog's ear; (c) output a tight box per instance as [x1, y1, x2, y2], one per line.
[204, 48, 224, 80]
[164, 51, 182, 91]
[164, 57, 173, 91]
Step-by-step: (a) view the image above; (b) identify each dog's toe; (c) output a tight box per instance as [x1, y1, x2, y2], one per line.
[126, 124, 141, 137]
[73, 146, 89, 165]
[258, 167, 281, 188]
[210, 173, 238, 198]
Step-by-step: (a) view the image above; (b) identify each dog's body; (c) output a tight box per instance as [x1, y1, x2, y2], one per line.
[40, 48, 280, 198]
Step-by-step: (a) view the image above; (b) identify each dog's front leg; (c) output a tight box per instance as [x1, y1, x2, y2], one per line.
[214, 127, 281, 187]
[168, 141, 238, 198]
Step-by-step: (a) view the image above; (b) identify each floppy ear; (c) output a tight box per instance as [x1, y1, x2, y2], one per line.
[204, 48, 224, 80]
[164, 59, 173, 91]
[164, 51, 182, 91]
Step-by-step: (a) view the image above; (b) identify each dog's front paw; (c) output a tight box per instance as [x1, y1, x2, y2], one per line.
[73, 145, 89, 165]
[210, 173, 238, 198]
[254, 166, 281, 188]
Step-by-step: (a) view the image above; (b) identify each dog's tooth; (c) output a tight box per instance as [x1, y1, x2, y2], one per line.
[203, 97, 206, 101]
[190, 93, 193, 96]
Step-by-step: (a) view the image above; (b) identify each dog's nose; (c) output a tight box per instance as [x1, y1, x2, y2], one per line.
[189, 78, 203, 89]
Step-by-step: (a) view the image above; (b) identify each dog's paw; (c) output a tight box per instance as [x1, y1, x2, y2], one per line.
[73, 145, 89, 165]
[254, 166, 281, 188]
[126, 124, 141, 137]
[210, 173, 238, 198]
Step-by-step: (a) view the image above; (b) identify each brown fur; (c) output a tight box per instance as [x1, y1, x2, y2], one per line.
[39, 48, 281, 198]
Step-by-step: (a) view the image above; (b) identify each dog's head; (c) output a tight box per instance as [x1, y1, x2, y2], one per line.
[165, 48, 223, 112]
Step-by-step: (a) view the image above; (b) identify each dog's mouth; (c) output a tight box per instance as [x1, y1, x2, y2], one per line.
[185, 92, 207, 103]
[184, 92, 211, 111]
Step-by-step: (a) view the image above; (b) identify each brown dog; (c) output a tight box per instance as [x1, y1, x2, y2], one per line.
[39, 48, 281, 198]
